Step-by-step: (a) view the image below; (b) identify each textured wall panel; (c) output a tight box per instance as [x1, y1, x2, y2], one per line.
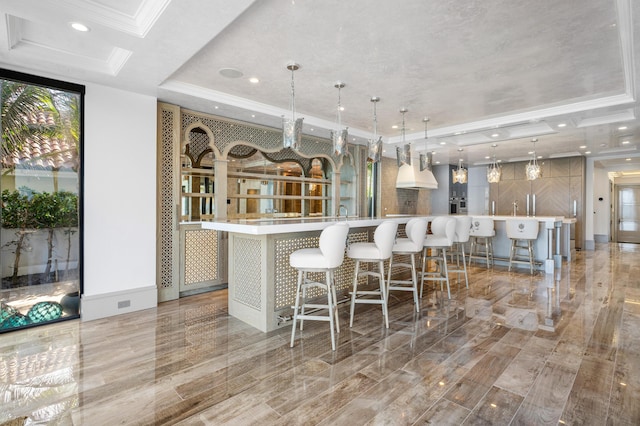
[184, 229, 218, 285]
[233, 237, 262, 310]
[159, 109, 176, 290]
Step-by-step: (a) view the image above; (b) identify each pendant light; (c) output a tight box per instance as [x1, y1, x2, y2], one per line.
[418, 117, 438, 189]
[396, 108, 411, 167]
[526, 138, 542, 180]
[367, 96, 382, 162]
[282, 63, 303, 151]
[487, 143, 502, 183]
[452, 148, 467, 184]
[332, 82, 348, 156]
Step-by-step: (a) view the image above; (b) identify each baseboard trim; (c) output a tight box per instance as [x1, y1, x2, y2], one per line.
[81, 285, 157, 321]
[584, 240, 595, 251]
[594, 234, 609, 243]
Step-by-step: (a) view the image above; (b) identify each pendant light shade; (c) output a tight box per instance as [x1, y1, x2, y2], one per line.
[396, 108, 411, 167]
[332, 82, 348, 156]
[452, 149, 467, 184]
[367, 97, 382, 162]
[282, 63, 303, 151]
[487, 143, 502, 183]
[526, 138, 542, 180]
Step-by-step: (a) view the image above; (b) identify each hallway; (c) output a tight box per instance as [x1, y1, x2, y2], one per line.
[1, 243, 639, 425]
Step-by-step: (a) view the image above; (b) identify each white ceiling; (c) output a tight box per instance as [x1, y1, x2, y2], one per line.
[1, 0, 639, 172]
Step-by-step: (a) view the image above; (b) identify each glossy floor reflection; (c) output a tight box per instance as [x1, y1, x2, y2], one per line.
[1, 242, 639, 425]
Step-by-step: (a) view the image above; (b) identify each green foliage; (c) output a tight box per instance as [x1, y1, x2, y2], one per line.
[1, 189, 35, 229]
[1, 189, 78, 230]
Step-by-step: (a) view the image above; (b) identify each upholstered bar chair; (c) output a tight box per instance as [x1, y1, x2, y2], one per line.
[469, 217, 495, 268]
[506, 218, 539, 274]
[289, 222, 349, 351]
[421, 216, 456, 299]
[347, 220, 398, 328]
[386, 217, 428, 312]
[448, 215, 472, 290]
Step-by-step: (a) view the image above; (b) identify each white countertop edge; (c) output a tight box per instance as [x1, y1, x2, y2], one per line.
[192, 216, 417, 235]
[186, 213, 569, 235]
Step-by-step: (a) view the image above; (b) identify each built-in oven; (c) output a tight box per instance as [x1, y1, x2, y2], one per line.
[450, 197, 459, 214]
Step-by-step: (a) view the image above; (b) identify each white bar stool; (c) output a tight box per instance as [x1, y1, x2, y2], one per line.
[347, 220, 398, 328]
[469, 217, 495, 268]
[506, 219, 539, 274]
[448, 216, 472, 289]
[421, 216, 456, 299]
[386, 217, 428, 313]
[290, 222, 349, 351]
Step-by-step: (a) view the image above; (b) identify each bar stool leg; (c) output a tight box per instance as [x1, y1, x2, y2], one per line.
[325, 271, 336, 351]
[290, 270, 304, 348]
[331, 272, 340, 333]
[379, 260, 389, 329]
[441, 248, 451, 299]
[410, 253, 419, 311]
[349, 260, 360, 327]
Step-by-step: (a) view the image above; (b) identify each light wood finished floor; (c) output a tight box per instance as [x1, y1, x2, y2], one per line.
[2, 242, 640, 425]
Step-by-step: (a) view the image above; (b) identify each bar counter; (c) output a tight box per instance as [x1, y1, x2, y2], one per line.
[193, 214, 574, 332]
[196, 216, 414, 332]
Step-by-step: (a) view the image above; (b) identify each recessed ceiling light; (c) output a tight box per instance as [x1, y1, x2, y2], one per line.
[439, 141, 446, 145]
[214, 106, 219, 109]
[251, 114, 255, 118]
[435, 161, 441, 164]
[249, 77, 259, 84]
[70, 22, 90, 32]
[391, 125, 398, 129]
[622, 140, 630, 144]
[585, 151, 591, 154]
[557, 123, 567, 128]
[219, 68, 243, 78]
[485, 156, 490, 159]
[310, 128, 314, 131]
[626, 158, 631, 161]
[579, 145, 587, 149]
[600, 143, 607, 147]
[491, 133, 499, 138]
[618, 126, 628, 130]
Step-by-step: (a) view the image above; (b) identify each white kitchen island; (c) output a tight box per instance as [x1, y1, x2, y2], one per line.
[195, 214, 573, 332]
[198, 216, 415, 332]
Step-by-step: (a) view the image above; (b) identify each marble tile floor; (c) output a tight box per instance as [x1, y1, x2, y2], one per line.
[1, 242, 640, 425]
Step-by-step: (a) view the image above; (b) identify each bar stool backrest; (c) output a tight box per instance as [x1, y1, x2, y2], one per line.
[319, 222, 350, 269]
[374, 220, 399, 259]
[405, 217, 428, 249]
[430, 216, 456, 245]
[453, 216, 473, 243]
[470, 217, 495, 237]
[506, 219, 539, 240]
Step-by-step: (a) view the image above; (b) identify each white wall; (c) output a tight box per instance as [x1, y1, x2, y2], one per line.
[593, 166, 611, 239]
[82, 83, 157, 317]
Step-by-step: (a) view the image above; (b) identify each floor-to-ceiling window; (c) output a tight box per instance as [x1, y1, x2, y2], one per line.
[0, 69, 84, 332]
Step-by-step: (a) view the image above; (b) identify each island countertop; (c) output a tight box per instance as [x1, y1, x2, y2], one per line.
[191, 216, 419, 235]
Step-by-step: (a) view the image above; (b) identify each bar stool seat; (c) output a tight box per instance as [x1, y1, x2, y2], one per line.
[469, 217, 495, 268]
[290, 222, 349, 351]
[506, 219, 539, 274]
[387, 217, 428, 312]
[347, 220, 398, 328]
[421, 216, 456, 299]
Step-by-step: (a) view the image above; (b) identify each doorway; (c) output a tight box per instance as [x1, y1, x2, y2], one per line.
[614, 185, 640, 243]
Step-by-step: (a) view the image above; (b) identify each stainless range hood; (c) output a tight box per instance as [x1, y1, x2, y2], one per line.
[395, 163, 438, 189]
